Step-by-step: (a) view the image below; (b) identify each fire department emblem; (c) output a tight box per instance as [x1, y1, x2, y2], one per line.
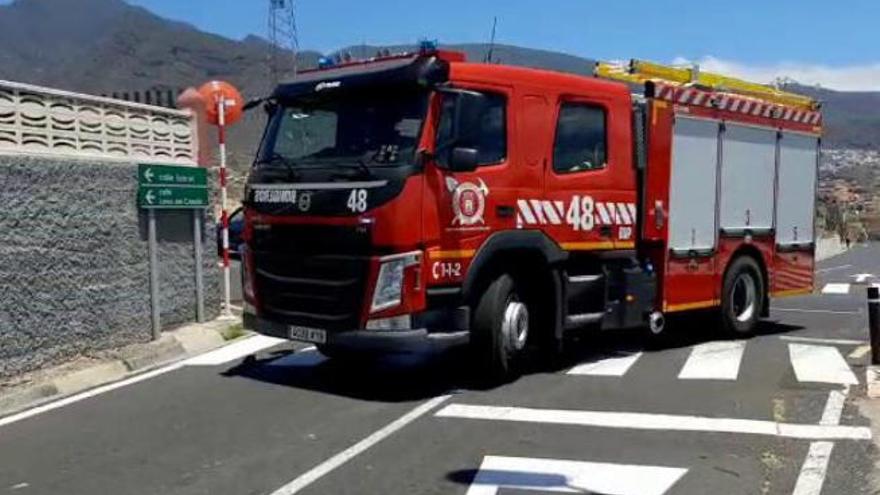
[446, 177, 489, 226]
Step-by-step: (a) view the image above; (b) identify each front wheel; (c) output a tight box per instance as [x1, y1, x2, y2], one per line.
[721, 256, 765, 336]
[470, 274, 530, 382]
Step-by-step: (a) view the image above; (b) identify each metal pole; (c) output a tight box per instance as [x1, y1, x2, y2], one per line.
[194, 209, 205, 323]
[148, 208, 161, 340]
[869, 286, 880, 365]
[219, 98, 234, 319]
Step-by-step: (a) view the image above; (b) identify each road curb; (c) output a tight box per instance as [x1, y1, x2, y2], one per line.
[0, 317, 244, 419]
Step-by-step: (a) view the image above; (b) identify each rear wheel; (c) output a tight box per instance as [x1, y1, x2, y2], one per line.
[721, 256, 765, 336]
[470, 274, 530, 382]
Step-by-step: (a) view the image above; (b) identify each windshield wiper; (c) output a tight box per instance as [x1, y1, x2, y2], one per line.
[256, 153, 300, 181]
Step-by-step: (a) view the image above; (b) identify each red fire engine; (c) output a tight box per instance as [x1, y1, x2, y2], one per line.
[241, 45, 821, 378]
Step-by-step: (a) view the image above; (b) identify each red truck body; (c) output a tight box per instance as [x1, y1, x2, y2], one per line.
[241, 48, 820, 375]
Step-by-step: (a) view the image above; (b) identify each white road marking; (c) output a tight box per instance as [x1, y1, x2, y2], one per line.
[435, 404, 871, 440]
[780, 336, 866, 346]
[815, 264, 852, 274]
[821, 283, 850, 294]
[678, 341, 746, 380]
[793, 387, 849, 495]
[852, 273, 874, 283]
[465, 455, 687, 495]
[788, 344, 859, 385]
[0, 361, 185, 429]
[568, 352, 642, 376]
[792, 442, 834, 495]
[849, 345, 871, 359]
[270, 395, 451, 495]
[819, 387, 848, 426]
[771, 308, 860, 315]
[184, 335, 286, 366]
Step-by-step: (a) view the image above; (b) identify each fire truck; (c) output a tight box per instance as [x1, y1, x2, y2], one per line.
[241, 44, 821, 378]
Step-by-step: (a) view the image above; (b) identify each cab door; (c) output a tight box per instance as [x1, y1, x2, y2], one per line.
[538, 91, 637, 252]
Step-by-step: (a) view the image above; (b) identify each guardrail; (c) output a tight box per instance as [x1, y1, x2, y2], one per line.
[0, 79, 198, 165]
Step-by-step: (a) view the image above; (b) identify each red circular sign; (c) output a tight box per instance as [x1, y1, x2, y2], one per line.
[197, 81, 244, 127]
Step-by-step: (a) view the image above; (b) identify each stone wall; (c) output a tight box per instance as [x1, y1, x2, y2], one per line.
[0, 155, 220, 378]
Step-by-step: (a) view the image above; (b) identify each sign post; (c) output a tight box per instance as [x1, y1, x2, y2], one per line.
[198, 81, 244, 320]
[138, 163, 210, 339]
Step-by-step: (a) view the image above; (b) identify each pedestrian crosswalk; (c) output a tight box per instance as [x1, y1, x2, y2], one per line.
[566, 337, 860, 386]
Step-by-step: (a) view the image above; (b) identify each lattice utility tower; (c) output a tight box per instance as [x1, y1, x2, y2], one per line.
[268, 0, 299, 85]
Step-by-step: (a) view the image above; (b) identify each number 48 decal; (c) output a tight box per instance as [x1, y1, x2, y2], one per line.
[347, 189, 368, 213]
[565, 195, 595, 231]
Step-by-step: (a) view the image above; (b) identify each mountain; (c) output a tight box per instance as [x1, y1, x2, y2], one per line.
[1, 0, 878, 166]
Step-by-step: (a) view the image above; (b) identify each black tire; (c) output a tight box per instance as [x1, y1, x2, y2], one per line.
[470, 273, 529, 382]
[721, 256, 765, 336]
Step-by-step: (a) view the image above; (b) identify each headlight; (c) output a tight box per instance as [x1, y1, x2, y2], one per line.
[370, 251, 421, 313]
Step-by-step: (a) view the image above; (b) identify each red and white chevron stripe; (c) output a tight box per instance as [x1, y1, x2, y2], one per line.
[516, 199, 637, 228]
[654, 83, 822, 126]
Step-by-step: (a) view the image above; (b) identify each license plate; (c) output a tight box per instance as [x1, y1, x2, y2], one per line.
[288, 325, 327, 344]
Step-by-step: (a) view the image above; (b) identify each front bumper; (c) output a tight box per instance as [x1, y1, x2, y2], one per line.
[243, 307, 470, 355]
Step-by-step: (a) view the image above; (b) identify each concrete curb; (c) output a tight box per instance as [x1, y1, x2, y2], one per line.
[0, 317, 244, 419]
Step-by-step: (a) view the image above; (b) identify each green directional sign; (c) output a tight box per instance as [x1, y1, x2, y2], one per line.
[138, 164, 209, 209]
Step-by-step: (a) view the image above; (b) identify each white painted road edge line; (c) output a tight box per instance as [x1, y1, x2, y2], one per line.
[815, 264, 852, 274]
[771, 308, 861, 315]
[780, 336, 867, 346]
[792, 387, 849, 495]
[435, 404, 872, 441]
[0, 361, 185, 429]
[270, 395, 452, 495]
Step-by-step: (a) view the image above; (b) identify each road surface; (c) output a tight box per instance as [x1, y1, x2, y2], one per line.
[1, 246, 878, 494]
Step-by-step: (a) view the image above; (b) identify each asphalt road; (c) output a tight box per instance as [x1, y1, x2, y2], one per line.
[1, 246, 878, 494]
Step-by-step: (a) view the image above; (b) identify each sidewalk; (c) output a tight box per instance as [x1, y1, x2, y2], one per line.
[0, 317, 245, 418]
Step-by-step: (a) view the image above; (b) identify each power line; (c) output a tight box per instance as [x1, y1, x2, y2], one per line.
[268, 0, 299, 85]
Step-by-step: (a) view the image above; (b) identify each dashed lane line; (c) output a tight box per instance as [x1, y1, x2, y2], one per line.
[792, 387, 849, 495]
[269, 395, 452, 495]
[821, 283, 851, 295]
[435, 404, 872, 441]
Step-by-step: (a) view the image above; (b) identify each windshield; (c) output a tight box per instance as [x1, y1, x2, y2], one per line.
[259, 87, 430, 168]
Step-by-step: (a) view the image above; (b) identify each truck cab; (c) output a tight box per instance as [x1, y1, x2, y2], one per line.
[242, 47, 820, 379]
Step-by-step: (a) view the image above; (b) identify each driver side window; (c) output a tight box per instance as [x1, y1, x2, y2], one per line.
[435, 92, 507, 168]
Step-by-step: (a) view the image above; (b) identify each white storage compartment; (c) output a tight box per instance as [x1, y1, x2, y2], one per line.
[719, 124, 777, 233]
[776, 133, 819, 246]
[668, 117, 720, 253]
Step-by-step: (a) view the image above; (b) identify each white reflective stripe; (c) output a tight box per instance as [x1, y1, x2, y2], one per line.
[617, 202, 632, 225]
[678, 89, 692, 103]
[763, 106, 773, 117]
[543, 200, 562, 224]
[730, 99, 742, 112]
[554, 200, 566, 219]
[752, 104, 763, 116]
[596, 202, 612, 225]
[529, 199, 547, 224]
[627, 203, 637, 223]
[250, 181, 387, 190]
[811, 113, 821, 124]
[517, 199, 537, 224]
[692, 92, 706, 106]
[794, 111, 804, 122]
[718, 96, 729, 110]
[783, 108, 794, 120]
[740, 101, 751, 113]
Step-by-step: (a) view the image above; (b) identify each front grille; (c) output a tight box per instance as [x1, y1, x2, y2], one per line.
[252, 224, 371, 330]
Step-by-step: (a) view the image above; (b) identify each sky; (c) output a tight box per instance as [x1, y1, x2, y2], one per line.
[56, 0, 880, 90]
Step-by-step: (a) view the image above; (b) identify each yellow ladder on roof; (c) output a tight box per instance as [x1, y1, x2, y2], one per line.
[596, 59, 818, 111]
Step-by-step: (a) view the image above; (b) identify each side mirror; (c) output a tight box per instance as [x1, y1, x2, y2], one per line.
[452, 91, 487, 144]
[449, 147, 478, 172]
[263, 100, 278, 116]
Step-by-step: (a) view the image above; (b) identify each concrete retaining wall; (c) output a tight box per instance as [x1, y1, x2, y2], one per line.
[0, 155, 220, 378]
[816, 235, 849, 262]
